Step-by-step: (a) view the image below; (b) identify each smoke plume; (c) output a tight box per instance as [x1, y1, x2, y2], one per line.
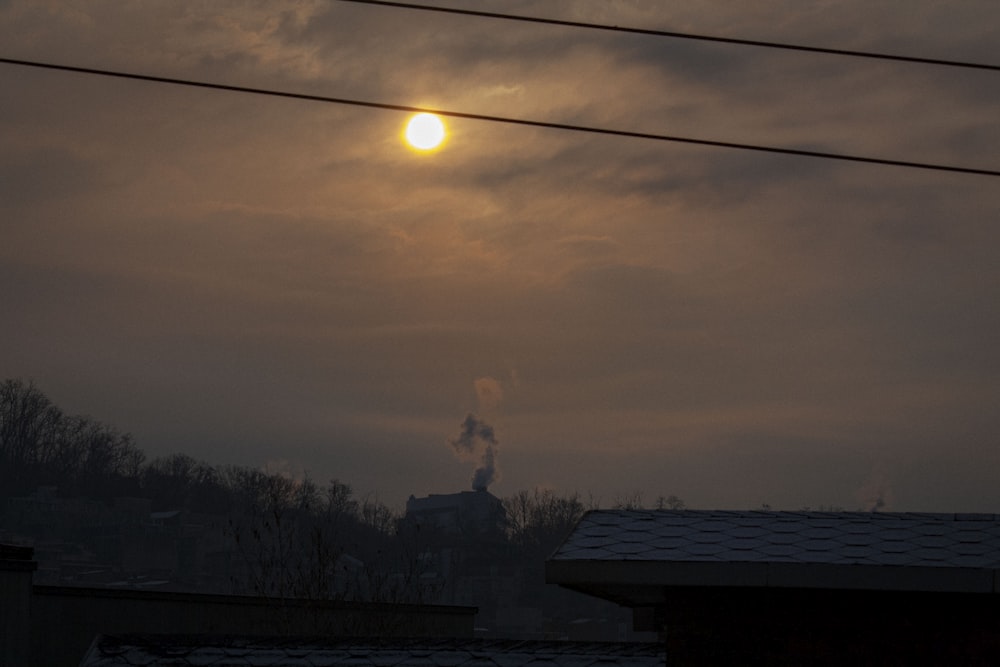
[856, 469, 893, 512]
[448, 412, 499, 492]
[474, 377, 503, 412]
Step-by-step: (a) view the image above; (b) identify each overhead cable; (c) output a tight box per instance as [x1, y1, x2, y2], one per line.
[1, 57, 998, 178]
[335, 0, 1000, 73]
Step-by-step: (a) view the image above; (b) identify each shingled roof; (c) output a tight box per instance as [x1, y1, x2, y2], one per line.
[546, 509, 1000, 605]
[80, 635, 666, 666]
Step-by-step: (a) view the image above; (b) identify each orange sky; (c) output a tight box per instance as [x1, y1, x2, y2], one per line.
[2, 1, 999, 511]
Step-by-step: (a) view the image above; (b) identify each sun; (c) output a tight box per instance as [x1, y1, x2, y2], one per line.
[404, 113, 446, 151]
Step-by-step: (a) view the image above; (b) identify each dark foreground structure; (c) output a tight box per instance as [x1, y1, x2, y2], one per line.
[3, 542, 661, 666]
[0, 544, 475, 666]
[546, 509, 1000, 665]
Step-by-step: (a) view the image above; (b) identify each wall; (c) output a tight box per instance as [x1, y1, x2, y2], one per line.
[31, 586, 475, 666]
[660, 586, 1000, 665]
[0, 547, 35, 667]
[0, 548, 476, 667]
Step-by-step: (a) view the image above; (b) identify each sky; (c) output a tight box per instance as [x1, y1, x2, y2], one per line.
[2, 1, 999, 512]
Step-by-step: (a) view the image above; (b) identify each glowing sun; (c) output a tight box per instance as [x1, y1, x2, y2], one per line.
[404, 113, 446, 151]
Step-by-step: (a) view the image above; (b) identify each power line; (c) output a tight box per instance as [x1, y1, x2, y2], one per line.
[1, 56, 998, 178]
[335, 0, 1000, 73]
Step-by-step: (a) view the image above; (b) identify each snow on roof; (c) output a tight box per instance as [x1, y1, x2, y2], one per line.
[80, 635, 666, 666]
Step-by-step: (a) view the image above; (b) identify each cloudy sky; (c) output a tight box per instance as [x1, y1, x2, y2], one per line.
[2, 1, 998, 511]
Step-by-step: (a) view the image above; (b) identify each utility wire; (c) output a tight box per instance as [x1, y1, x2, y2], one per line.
[335, 0, 1000, 73]
[2, 57, 998, 178]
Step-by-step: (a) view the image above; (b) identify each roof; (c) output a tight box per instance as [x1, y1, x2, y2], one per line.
[80, 635, 665, 666]
[0, 543, 36, 571]
[0, 543, 34, 560]
[546, 509, 1000, 604]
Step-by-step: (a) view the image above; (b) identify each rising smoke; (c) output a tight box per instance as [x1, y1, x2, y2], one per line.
[448, 412, 499, 492]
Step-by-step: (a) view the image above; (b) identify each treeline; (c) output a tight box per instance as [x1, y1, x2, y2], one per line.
[0, 379, 144, 497]
[0, 379, 684, 608]
[0, 380, 393, 517]
[0, 378, 683, 515]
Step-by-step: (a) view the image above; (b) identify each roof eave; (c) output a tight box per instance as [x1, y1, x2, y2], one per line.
[546, 558, 1000, 606]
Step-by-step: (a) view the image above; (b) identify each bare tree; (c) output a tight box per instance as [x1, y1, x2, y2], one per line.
[0, 378, 62, 473]
[504, 488, 590, 558]
[611, 490, 645, 510]
[654, 494, 687, 510]
[0, 378, 144, 496]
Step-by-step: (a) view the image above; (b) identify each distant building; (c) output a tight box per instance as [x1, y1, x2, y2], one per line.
[405, 490, 506, 538]
[1, 487, 233, 591]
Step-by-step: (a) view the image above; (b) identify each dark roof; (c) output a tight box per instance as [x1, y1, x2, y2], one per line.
[0, 543, 37, 572]
[0, 543, 34, 560]
[80, 635, 665, 666]
[405, 490, 502, 513]
[546, 510, 1000, 604]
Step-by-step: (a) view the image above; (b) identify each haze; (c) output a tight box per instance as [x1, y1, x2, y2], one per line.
[1, 1, 998, 511]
